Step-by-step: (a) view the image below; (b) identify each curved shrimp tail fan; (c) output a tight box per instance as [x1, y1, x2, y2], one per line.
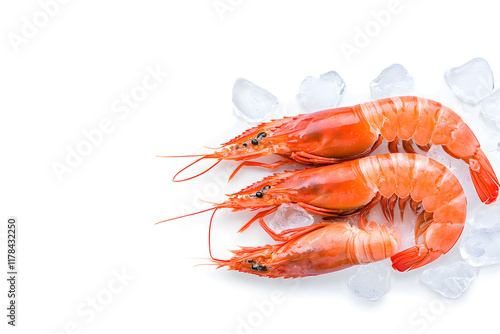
[469, 149, 499, 204]
[390, 246, 443, 272]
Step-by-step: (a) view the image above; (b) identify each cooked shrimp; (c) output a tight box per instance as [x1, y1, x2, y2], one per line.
[213, 220, 400, 278]
[163, 96, 497, 203]
[163, 153, 467, 273]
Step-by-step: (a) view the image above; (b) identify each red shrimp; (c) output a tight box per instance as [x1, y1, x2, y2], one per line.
[164, 96, 497, 203]
[162, 153, 467, 273]
[213, 221, 400, 278]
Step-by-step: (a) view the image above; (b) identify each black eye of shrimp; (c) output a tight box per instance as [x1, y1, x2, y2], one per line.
[255, 191, 263, 198]
[242, 142, 247, 147]
[251, 139, 258, 145]
[251, 263, 267, 271]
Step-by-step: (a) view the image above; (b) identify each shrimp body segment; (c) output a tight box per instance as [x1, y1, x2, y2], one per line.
[169, 96, 497, 204]
[214, 221, 400, 278]
[214, 153, 467, 275]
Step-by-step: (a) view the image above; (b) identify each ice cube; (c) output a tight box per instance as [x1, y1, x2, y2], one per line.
[370, 64, 414, 100]
[480, 90, 500, 130]
[348, 262, 391, 302]
[460, 224, 500, 266]
[296, 71, 345, 112]
[427, 145, 455, 170]
[392, 220, 415, 251]
[268, 203, 314, 234]
[232, 78, 280, 123]
[444, 58, 494, 105]
[420, 261, 478, 299]
[427, 145, 478, 206]
[470, 203, 500, 228]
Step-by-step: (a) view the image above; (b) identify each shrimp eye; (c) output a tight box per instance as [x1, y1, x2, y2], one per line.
[235, 145, 239, 150]
[255, 191, 263, 198]
[251, 139, 258, 145]
[242, 142, 247, 147]
[251, 263, 267, 271]
[257, 132, 267, 139]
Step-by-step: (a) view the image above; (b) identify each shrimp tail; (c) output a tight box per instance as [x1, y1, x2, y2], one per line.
[390, 245, 443, 272]
[469, 149, 499, 204]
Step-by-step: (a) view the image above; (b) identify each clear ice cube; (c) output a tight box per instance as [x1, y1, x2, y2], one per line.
[470, 203, 500, 228]
[427, 145, 477, 206]
[427, 145, 455, 170]
[296, 71, 345, 112]
[392, 220, 416, 251]
[232, 78, 280, 123]
[268, 203, 314, 234]
[480, 90, 500, 130]
[420, 261, 478, 299]
[370, 64, 414, 100]
[444, 58, 494, 105]
[348, 262, 391, 302]
[460, 224, 500, 267]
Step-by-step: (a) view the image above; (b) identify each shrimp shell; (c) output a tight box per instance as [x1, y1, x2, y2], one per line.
[213, 153, 466, 277]
[166, 96, 498, 204]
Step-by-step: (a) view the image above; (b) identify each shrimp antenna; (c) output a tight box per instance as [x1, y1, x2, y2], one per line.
[199, 199, 219, 205]
[155, 207, 217, 225]
[208, 208, 227, 263]
[157, 154, 207, 158]
[170, 157, 222, 182]
[203, 145, 221, 150]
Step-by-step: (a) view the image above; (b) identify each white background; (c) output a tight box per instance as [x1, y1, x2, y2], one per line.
[2, 1, 500, 333]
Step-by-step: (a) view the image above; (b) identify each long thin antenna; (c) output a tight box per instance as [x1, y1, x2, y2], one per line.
[157, 154, 207, 158]
[172, 158, 222, 182]
[155, 207, 216, 225]
[208, 208, 227, 262]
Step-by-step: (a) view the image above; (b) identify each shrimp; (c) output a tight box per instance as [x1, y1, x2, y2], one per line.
[161, 153, 466, 273]
[213, 221, 400, 278]
[211, 153, 467, 276]
[164, 96, 498, 204]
